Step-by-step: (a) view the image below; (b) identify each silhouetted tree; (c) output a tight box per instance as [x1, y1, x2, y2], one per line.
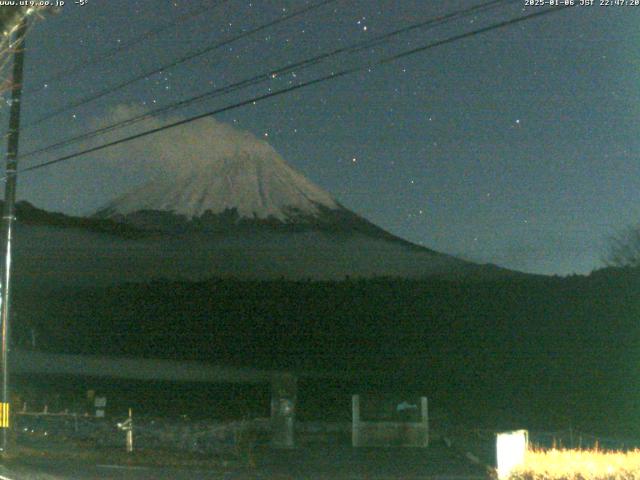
[604, 225, 640, 268]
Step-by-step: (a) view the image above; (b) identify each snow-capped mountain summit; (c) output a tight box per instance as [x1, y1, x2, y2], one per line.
[95, 141, 340, 223]
[92, 129, 407, 242]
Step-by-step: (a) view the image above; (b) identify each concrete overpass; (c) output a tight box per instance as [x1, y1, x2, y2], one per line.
[9, 348, 359, 383]
[9, 348, 364, 448]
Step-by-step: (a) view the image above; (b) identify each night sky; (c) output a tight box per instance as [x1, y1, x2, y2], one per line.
[2, 0, 638, 276]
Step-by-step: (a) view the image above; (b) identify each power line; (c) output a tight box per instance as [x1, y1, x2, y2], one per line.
[26, 0, 229, 96]
[15, 5, 573, 178]
[24, 0, 337, 129]
[20, 0, 517, 161]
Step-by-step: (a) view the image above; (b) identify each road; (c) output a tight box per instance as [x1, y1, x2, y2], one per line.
[0, 444, 491, 479]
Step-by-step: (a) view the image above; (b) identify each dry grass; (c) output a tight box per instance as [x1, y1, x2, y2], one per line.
[510, 447, 640, 479]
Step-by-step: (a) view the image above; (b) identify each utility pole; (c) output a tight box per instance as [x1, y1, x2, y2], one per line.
[0, 15, 28, 453]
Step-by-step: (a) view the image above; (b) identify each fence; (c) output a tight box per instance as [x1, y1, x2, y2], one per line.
[14, 410, 355, 452]
[15, 411, 271, 454]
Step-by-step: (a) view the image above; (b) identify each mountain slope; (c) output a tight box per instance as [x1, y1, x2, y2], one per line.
[90, 132, 437, 250]
[7, 123, 517, 287]
[4, 200, 515, 289]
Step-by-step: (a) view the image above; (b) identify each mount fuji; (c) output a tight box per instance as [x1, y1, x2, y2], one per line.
[91, 134, 414, 245]
[10, 122, 512, 288]
[95, 138, 341, 225]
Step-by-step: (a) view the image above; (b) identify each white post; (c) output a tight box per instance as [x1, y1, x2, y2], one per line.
[270, 374, 297, 448]
[117, 408, 134, 453]
[126, 408, 133, 453]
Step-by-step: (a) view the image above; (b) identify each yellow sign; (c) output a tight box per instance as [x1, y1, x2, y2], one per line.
[0, 402, 9, 428]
